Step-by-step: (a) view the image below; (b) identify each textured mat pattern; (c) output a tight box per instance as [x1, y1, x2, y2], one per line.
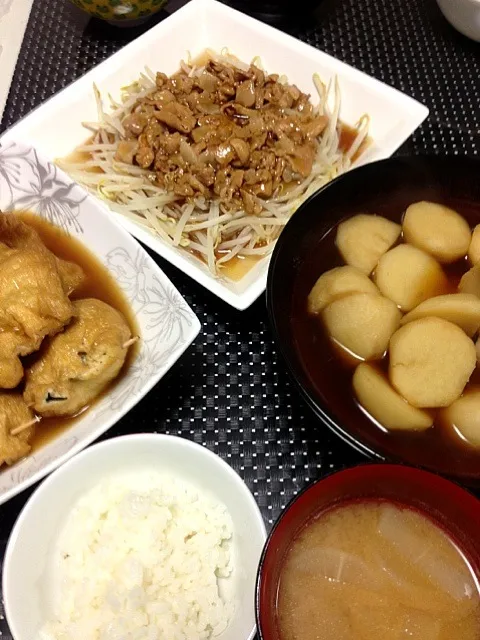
[0, 0, 479, 633]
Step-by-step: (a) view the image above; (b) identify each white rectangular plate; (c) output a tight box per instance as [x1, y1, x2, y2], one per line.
[1, 0, 429, 309]
[0, 140, 201, 505]
[0, 0, 34, 121]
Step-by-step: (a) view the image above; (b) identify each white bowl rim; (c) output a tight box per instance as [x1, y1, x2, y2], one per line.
[2, 433, 267, 640]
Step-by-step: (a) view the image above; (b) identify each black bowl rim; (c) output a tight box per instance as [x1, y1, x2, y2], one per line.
[266, 154, 480, 478]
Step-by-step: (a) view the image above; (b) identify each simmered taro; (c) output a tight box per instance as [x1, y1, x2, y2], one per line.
[468, 224, 480, 265]
[442, 391, 480, 447]
[306, 201, 480, 451]
[400, 293, 480, 337]
[374, 244, 447, 312]
[307, 266, 379, 315]
[403, 201, 471, 263]
[322, 292, 401, 361]
[353, 363, 433, 431]
[459, 265, 480, 298]
[335, 214, 401, 275]
[389, 318, 476, 408]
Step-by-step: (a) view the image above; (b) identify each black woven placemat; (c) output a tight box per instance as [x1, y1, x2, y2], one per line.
[0, 0, 479, 634]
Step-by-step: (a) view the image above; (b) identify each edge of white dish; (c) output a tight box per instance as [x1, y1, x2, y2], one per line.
[0, 139, 201, 505]
[1, 0, 429, 309]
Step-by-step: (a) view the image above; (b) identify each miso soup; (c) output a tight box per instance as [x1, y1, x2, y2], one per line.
[277, 501, 480, 640]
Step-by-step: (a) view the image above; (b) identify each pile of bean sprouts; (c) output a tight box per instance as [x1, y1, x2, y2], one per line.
[58, 50, 369, 278]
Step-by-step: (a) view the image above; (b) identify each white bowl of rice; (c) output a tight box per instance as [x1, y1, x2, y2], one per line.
[2, 433, 266, 640]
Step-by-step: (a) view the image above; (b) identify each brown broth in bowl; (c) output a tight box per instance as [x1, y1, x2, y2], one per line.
[291, 199, 480, 479]
[277, 501, 480, 640]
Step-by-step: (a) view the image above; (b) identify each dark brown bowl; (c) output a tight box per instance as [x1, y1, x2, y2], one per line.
[225, 0, 321, 25]
[266, 155, 480, 485]
[256, 463, 480, 639]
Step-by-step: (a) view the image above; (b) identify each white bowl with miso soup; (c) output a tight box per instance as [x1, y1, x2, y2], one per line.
[257, 464, 480, 640]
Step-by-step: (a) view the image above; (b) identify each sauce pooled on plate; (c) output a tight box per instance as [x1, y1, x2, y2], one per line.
[0, 212, 138, 465]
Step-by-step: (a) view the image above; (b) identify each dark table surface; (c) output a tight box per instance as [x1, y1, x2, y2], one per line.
[0, 0, 479, 634]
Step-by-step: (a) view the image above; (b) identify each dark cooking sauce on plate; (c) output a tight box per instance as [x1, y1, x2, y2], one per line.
[16, 211, 139, 452]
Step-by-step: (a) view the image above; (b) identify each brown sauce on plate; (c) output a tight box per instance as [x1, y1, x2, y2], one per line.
[214, 122, 369, 280]
[339, 122, 371, 161]
[218, 254, 262, 281]
[15, 212, 139, 453]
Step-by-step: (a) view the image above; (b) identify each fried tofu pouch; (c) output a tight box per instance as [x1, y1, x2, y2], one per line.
[0, 214, 84, 295]
[0, 394, 36, 466]
[24, 299, 132, 417]
[0, 244, 74, 388]
[0, 213, 85, 388]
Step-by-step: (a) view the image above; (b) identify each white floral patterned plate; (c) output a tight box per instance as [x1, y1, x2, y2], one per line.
[0, 139, 201, 506]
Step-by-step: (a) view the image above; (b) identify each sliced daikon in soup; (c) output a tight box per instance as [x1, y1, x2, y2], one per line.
[277, 502, 480, 640]
[288, 546, 384, 590]
[377, 504, 476, 601]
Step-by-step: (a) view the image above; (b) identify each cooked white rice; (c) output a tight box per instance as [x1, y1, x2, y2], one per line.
[40, 470, 234, 640]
